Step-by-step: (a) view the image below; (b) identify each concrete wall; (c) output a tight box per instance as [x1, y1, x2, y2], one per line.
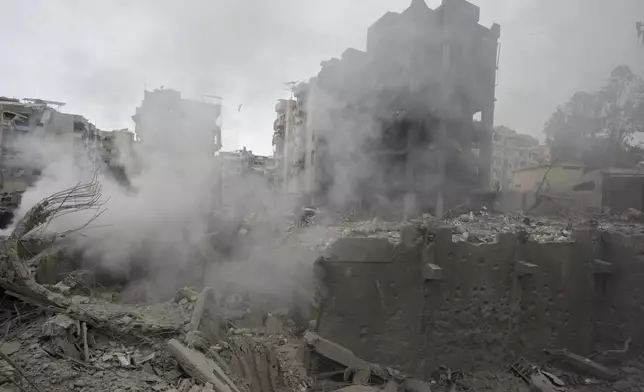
[316, 228, 600, 376]
[595, 231, 644, 352]
[512, 164, 585, 193]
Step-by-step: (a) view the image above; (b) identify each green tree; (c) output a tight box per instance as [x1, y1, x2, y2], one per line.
[544, 65, 644, 169]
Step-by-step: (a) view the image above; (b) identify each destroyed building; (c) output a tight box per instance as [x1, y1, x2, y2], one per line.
[132, 88, 222, 157]
[491, 126, 548, 191]
[274, 0, 500, 218]
[0, 97, 104, 219]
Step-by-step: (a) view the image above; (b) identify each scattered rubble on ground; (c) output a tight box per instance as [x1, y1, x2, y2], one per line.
[3, 179, 644, 392]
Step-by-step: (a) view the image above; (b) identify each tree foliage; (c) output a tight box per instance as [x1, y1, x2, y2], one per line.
[544, 65, 644, 169]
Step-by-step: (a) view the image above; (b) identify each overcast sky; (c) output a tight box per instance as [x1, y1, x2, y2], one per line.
[2, 0, 644, 155]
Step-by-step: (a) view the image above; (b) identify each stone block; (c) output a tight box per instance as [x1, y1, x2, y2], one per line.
[166, 339, 242, 392]
[422, 263, 443, 281]
[304, 331, 368, 369]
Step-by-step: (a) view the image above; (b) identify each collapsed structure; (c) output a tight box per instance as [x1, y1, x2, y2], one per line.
[274, 0, 500, 219]
[0, 97, 137, 225]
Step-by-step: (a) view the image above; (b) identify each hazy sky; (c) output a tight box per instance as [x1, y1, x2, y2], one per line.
[1, 0, 643, 155]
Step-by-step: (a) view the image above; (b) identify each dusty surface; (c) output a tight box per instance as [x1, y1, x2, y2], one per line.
[0, 314, 183, 392]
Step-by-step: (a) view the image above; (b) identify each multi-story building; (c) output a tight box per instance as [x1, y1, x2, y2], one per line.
[491, 126, 548, 191]
[0, 97, 103, 205]
[132, 88, 223, 210]
[132, 88, 222, 158]
[273, 0, 500, 218]
[98, 129, 139, 186]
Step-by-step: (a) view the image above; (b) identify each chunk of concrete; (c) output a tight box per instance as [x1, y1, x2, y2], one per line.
[326, 237, 395, 263]
[304, 331, 368, 369]
[187, 287, 221, 343]
[0, 341, 20, 356]
[592, 259, 614, 275]
[422, 263, 443, 281]
[351, 367, 370, 384]
[166, 339, 242, 392]
[178, 380, 193, 392]
[545, 349, 619, 381]
[516, 261, 538, 277]
[530, 373, 564, 392]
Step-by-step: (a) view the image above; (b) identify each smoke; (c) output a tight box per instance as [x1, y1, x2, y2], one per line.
[7, 98, 316, 305]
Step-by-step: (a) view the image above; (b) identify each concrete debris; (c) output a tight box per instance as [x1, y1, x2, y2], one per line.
[545, 349, 620, 381]
[447, 214, 576, 244]
[0, 341, 21, 356]
[166, 339, 241, 392]
[304, 331, 368, 369]
[185, 330, 210, 351]
[530, 372, 564, 392]
[116, 353, 131, 367]
[177, 287, 200, 302]
[42, 314, 77, 337]
[188, 287, 222, 343]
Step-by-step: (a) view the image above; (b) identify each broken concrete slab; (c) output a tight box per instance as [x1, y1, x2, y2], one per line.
[42, 314, 76, 337]
[304, 331, 368, 369]
[422, 263, 443, 281]
[530, 373, 564, 392]
[188, 287, 222, 343]
[166, 339, 243, 392]
[544, 349, 619, 381]
[0, 341, 20, 356]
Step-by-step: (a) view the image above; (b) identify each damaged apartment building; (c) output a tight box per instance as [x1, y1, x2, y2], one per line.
[0, 97, 105, 220]
[274, 0, 500, 218]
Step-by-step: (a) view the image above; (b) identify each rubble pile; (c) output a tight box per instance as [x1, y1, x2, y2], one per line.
[4, 181, 644, 392]
[331, 211, 644, 246]
[447, 213, 576, 244]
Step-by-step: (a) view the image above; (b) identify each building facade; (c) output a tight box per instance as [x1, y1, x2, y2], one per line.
[273, 0, 500, 218]
[0, 97, 103, 207]
[491, 126, 548, 191]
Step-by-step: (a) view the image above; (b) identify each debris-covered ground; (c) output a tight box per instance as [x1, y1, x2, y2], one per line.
[3, 181, 644, 392]
[323, 210, 644, 246]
